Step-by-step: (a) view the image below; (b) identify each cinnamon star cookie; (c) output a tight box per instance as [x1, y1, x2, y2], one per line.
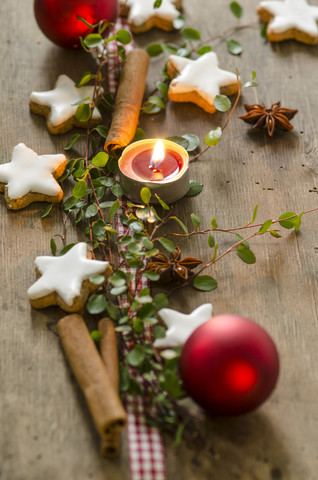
[167, 52, 240, 113]
[28, 243, 112, 312]
[0, 143, 66, 210]
[29, 74, 103, 134]
[120, 0, 182, 33]
[257, 0, 318, 44]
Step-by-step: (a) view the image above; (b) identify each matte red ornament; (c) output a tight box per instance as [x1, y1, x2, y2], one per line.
[179, 314, 279, 416]
[34, 0, 119, 49]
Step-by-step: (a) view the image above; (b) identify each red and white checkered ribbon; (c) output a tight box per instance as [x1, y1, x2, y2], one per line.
[107, 19, 167, 480]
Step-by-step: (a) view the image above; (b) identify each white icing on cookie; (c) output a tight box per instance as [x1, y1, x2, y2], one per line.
[259, 0, 318, 37]
[30, 74, 102, 126]
[153, 303, 213, 349]
[0, 143, 65, 199]
[169, 52, 238, 105]
[28, 243, 109, 306]
[125, 0, 179, 26]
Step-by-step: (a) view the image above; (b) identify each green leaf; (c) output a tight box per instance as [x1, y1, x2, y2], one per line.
[171, 216, 189, 234]
[193, 275, 218, 291]
[90, 330, 102, 345]
[59, 243, 76, 256]
[98, 177, 115, 188]
[127, 346, 146, 367]
[155, 194, 170, 210]
[197, 45, 212, 55]
[181, 28, 201, 41]
[116, 29, 132, 45]
[214, 95, 231, 112]
[154, 0, 162, 7]
[109, 270, 127, 287]
[40, 203, 53, 218]
[173, 14, 185, 30]
[234, 233, 249, 248]
[243, 80, 258, 89]
[259, 219, 272, 234]
[204, 127, 222, 146]
[148, 95, 166, 109]
[230, 1, 243, 17]
[128, 220, 143, 233]
[64, 133, 81, 150]
[226, 38, 243, 55]
[260, 23, 268, 40]
[133, 127, 147, 142]
[140, 187, 151, 204]
[279, 212, 297, 229]
[156, 81, 169, 100]
[92, 151, 109, 168]
[111, 285, 128, 296]
[73, 180, 87, 199]
[93, 125, 108, 138]
[251, 204, 259, 224]
[85, 203, 98, 218]
[191, 213, 200, 228]
[270, 229, 282, 239]
[146, 43, 164, 57]
[50, 237, 57, 256]
[159, 238, 175, 252]
[84, 33, 102, 48]
[153, 325, 166, 340]
[111, 184, 124, 198]
[109, 199, 120, 219]
[154, 292, 169, 310]
[208, 233, 215, 248]
[63, 195, 78, 211]
[186, 180, 203, 197]
[89, 274, 105, 285]
[166, 135, 189, 150]
[143, 271, 160, 282]
[237, 246, 256, 264]
[86, 294, 107, 314]
[182, 133, 200, 152]
[295, 212, 304, 232]
[75, 102, 91, 122]
[211, 217, 218, 229]
[106, 301, 121, 321]
[174, 420, 188, 446]
[76, 71, 95, 87]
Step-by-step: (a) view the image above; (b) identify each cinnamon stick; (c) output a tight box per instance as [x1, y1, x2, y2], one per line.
[57, 314, 126, 440]
[105, 48, 150, 157]
[98, 317, 121, 457]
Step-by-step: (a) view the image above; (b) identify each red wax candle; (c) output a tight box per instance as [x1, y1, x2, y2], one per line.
[132, 149, 183, 181]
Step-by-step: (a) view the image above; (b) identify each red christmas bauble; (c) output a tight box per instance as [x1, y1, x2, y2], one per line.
[34, 0, 119, 49]
[179, 314, 279, 416]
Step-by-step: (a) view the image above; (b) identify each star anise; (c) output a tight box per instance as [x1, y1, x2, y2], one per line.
[239, 102, 298, 136]
[146, 246, 202, 284]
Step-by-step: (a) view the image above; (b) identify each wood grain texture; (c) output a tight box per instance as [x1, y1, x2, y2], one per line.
[0, 0, 317, 479]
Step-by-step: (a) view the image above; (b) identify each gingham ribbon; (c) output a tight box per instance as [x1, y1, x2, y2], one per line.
[107, 19, 167, 480]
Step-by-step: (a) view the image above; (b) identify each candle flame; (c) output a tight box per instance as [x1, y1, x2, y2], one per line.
[150, 140, 165, 169]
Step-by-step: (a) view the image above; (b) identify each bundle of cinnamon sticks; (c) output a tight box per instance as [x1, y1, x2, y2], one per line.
[57, 315, 125, 457]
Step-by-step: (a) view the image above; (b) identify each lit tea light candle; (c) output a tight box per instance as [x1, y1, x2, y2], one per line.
[118, 139, 189, 204]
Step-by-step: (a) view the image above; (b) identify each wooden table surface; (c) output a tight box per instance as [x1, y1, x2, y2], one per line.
[1, 0, 318, 479]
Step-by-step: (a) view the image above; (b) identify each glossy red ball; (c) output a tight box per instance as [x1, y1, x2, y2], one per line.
[34, 0, 119, 49]
[179, 314, 279, 416]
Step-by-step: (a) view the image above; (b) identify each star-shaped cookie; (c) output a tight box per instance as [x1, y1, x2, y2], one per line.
[257, 0, 318, 44]
[29, 74, 103, 134]
[28, 242, 112, 312]
[167, 52, 240, 113]
[120, 0, 181, 33]
[153, 303, 213, 349]
[0, 143, 66, 210]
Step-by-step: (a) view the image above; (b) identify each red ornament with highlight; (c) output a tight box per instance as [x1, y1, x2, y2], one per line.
[34, 0, 119, 49]
[179, 314, 279, 416]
